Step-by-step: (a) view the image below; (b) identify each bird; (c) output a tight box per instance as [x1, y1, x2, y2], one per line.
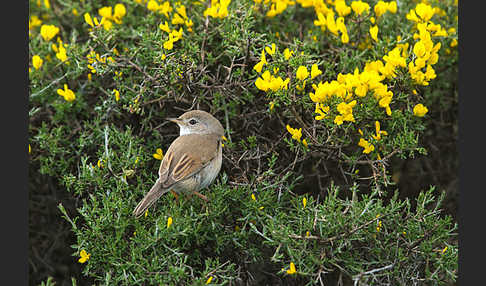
[133, 110, 224, 218]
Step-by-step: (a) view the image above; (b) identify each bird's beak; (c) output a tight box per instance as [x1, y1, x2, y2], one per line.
[166, 117, 183, 125]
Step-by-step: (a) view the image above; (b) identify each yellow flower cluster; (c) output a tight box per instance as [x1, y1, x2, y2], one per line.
[286, 125, 308, 147]
[253, 46, 291, 92]
[163, 27, 183, 50]
[157, 3, 193, 32]
[204, 0, 231, 19]
[351, 0, 370, 17]
[334, 100, 357, 125]
[255, 70, 290, 92]
[52, 38, 69, 64]
[309, 57, 400, 120]
[147, 0, 173, 17]
[265, 0, 295, 18]
[96, 3, 127, 30]
[407, 6, 443, 86]
[148, 2, 192, 50]
[356, 119, 389, 156]
[86, 51, 115, 74]
[373, 1, 397, 18]
[313, 8, 349, 44]
[406, 2, 435, 23]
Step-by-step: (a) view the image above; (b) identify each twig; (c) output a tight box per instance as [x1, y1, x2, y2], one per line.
[289, 212, 389, 243]
[206, 260, 231, 277]
[352, 263, 395, 286]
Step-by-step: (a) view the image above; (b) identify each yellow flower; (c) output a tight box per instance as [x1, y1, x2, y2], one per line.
[144, 209, 149, 218]
[220, 135, 227, 147]
[176, 5, 188, 19]
[78, 250, 91, 263]
[29, 15, 43, 31]
[57, 84, 76, 102]
[371, 121, 388, 140]
[29, 144, 31, 153]
[387, 1, 397, 14]
[302, 138, 308, 148]
[167, 216, 173, 228]
[40, 24, 59, 41]
[351, 1, 370, 16]
[55, 43, 68, 62]
[163, 38, 174, 50]
[296, 66, 309, 81]
[269, 101, 275, 111]
[32, 55, 43, 70]
[206, 276, 213, 284]
[413, 41, 426, 58]
[113, 3, 127, 24]
[302, 197, 307, 208]
[172, 13, 185, 25]
[373, 1, 388, 18]
[335, 100, 357, 124]
[415, 3, 435, 22]
[358, 138, 375, 154]
[253, 49, 267, 73]
[286, 125, 302, 142]
[283, 48, 294, 60]
[113, 89, 120, 101]
[335, 0, 351, 17]
[251, 193, 256, 201]
[147, 0, 159, 11]
[255, 70, 271, 91]
[286, 262, 297, 274]
[44, 0, 50, 9]
[310, 64, 322, 79]
[84, 13, 105, 29]
[413, 103, 428, 117]
[185, 19, 194, 32]
[159, 1, 174, 18]
[72, 8, 79, 16]
[369, 25, 378, 42]
[442, 246, 448, 254]
[314, 103, 330, 120]
[98, 6, 113, 19]
[159, 21, 171, 33]
[265, 43, 276, 55]
[153, 148, 164, 160]
[204, 0, 231, 19]
[101, 18, 113, 31]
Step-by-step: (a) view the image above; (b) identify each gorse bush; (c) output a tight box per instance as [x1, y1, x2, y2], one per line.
[29, 0, 458, 285]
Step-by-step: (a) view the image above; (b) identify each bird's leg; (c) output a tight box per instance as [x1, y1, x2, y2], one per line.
[170, 190, 179, 202]
[192, 191, 208, 202]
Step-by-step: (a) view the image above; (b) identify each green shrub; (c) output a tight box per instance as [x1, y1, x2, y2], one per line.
[30, 0, 458, 285]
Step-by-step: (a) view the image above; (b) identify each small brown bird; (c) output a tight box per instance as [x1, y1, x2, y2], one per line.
[133, 110, 224, 218]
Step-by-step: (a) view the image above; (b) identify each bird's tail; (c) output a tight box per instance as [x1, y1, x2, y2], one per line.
[133, 180, 169, 218]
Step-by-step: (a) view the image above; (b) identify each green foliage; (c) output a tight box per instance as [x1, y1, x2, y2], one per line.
[30, 0, 458, 285]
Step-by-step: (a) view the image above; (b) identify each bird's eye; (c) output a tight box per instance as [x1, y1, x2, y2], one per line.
[189, 119, 197, 125]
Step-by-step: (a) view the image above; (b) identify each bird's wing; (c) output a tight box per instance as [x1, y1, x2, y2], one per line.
[158, 134, 220, 189]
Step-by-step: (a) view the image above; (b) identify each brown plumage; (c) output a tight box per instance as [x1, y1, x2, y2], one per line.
[133, 110, 224, 218]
